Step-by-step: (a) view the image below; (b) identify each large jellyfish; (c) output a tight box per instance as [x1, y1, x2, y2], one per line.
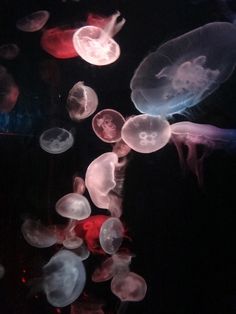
[130, 22, 236, 117]
[42, 250, 86, 307]
[16, 10, 50, 32]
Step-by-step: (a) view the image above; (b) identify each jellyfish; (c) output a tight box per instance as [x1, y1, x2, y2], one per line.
[0, 43, 19, 60]
[42, 250, 86, 307]
[170, 121, 236, 185]
[86, 13, 114, 29]
[63, 236, 83, 250]
[92, 109, 125, 143]
[67, 82, 98, 121]
[16, 10, 50, 32]
[71, 299, 104, 314]
[121, 114, 171, 153]
[112, 139, 131, 158]
[39, 127, 74, 154]
[73, 176, 86, 194]
[73, 11, 125, 65]
[130, 22, 236, 117]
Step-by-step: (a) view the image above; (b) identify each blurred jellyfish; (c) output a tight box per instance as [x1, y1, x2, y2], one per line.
[0, 43, 19, 60]
[21, 218, 57, 248]
[41, 27, 79, 59]
[0, 264, 5, 279]
[170, 121, 236, 185]
[71, 298, 104, 314]
[42, 250, 86, 307]
[73, 11, 125, 65]
[16, 10, 50, 32]
[86, 13, 114, 29]
[130, 22, 236, 117]
[63, 236, 83, 250]
[39, 127, 74, 154]
[112, 139, 131, 158]
[121, 114, 171, 153]
[67, 81, 98, 121]
[73, 176, 86, 194]
[92, 109, 125, 143]
[56, 193, 91, 220]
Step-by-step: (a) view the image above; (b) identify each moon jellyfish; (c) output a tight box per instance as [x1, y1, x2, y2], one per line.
[0, 44, 19, 60]
[39, 127, 74, 154]
[73, 11, 125, 65]
[21, 218, 57, 248]
[67, 81, 98, 121]
[42, 250, 86, 307]
[63, 236, 83, 250]
[41, 27, 78, 59]
[86, 13, 114, 29]
[130, 22, 236, 117]
[92, 109, 125, 143]
[16, 10, 50, 32]
[111, 272, 147, 302]
[73, 176, 86, 194]
[170, 121, 236, 185]
[121, 114, 171, 153]
[112, 139, 131, 158]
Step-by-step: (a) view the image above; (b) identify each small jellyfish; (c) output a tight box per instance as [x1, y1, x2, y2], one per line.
[73, 176, 86, 194]
[73, 11, 125, 65]
[121, 114, 171, 153]
[67, 81, 98, 121]
[86, 13, 114, 30]
[99, 217, 124, 255]
[130, 22, 236, 117]
[0, 43, 20, 60]
[170, 121, 236, 185]
[92, 109, 125, 143]
[56, 193, 91, 220]
[63, 236, 83, 250]
[71, 298, 104, 314]
[16, 10, 50, 32]
[39, 127, 74, 154]
[112, 139, 132, 158]
[42, 250, 86, 307]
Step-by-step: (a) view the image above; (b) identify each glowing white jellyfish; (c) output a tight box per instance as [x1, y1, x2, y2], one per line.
[170, 121, 236, 185]
[67, 82, 98, 121]
[121, 114, 171, 153]
[131, 22, 236, 117]
[16, 10, 50, 32]
[55, 193, 91, 220]
[0, 43, 19, 60]
[39, 127, 74, 154]
[92, 109, 125, 143]
[73, 11, 125, 65]
[42, 250, 86, 307]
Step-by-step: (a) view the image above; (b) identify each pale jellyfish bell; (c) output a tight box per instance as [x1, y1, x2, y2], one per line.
[63, 235, 83, 250]
[73, 11, 125, 65]
[131, 22, 236, 117]
[16, 10, 50, 32]
[67, 81, 98, 121]
[112, 139, 131, 158]
[121, 114, 171, 153]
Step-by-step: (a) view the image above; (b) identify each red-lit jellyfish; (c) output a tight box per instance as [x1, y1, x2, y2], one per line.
[67, 82, 98, 121]
[121, 114, 171, 153]
[170, 121, 236, 185]
[16, 10, 50, 32]
[86, 13, 114, 29]
[73, 11, 125, 65]
[0, 43, 20, 60]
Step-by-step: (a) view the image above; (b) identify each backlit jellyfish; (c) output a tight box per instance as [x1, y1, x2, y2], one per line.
[99, 217, 124, 255]
[92, 109, 125, 143]
[73, 176, 86, 194]
[170, 121, 236, 185]
[42, 250, 86, 307]
[16, 10, 50, 32]
[21, 218, 57, 248]
[41, 27, 78, 59]
[0, 43, 19, 60]
[67, 81, 98, 121]
[121, 114, 171, 153]
[39, 127, 74, 154]
[73, 11, 125, 65]
[130, 22, 236, 117]
[55, 193, 91, 220]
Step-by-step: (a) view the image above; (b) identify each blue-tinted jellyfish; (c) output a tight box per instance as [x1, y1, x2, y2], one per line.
[42, 250, 86, 307]
[130, 22, 236, 117]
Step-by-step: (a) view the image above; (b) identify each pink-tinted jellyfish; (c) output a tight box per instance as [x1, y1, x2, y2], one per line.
[92, 109, 125, 143]
[121, 114, 171, 153]
[170, 121, 236, 185]
[42, 250, 86, 307]
[73, 11, 125, 65]
[0, 66, 19, 113]
[67, 82, 98, 121]
[73, 176, 86, 194]
[16, 10, 50, 32]
[56, 193, 91, 220]
[63, 236, 83, 250]
[71, 299, 104, 314]
[39, 127, 74, 154]
[99, 217, 124, 254]
[86, 13, 114, 29]
[112, 139, 131, 158]
[40, 27, 78, 59]
[0, 43, 20, 60]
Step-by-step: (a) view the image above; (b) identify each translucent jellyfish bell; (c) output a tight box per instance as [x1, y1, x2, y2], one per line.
[73, 176, 86, 194]
[56, 193, 91, 220]
[67, 82, 98, 121]
[63, 236, 83, 250]
[131, 22, 236, 117]
[0, 44, 20, 60]
[16, 10, 50, 32]
[73, 11, 125, 65]
[42, 250, 86, 307]
[121, 114, 171, 153]
[112, 139, 131, 158]
[39, 127, 74, 154]
[92, 109, 125, 143]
